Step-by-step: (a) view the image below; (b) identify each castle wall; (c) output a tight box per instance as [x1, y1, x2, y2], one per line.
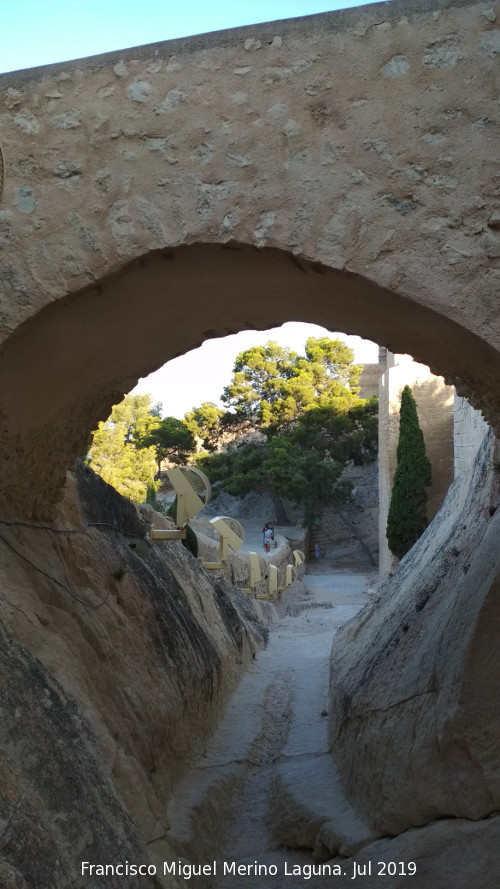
[454, 394, 489, 480]
[358, 362, 383, 400]
[379, 352, 455, 578]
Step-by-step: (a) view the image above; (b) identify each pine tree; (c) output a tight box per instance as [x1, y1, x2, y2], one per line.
[220, 338, 362, 426]
[386, 385, 432, 559]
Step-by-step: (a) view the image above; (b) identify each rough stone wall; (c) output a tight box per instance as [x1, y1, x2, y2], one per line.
[329, 429, 500, 845]
[454, 393, 490, 479]
[378, 351, 455, 576]
[311, 460, 379, 566]
[358, 361, 383, 399]
[0, 464, 267, 887]
[1, 0, 500, 517]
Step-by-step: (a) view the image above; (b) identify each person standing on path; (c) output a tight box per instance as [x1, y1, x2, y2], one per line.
[263, 524, 273, 553]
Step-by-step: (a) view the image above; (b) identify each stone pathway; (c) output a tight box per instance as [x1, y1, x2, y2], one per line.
[166, 565, 376, 888]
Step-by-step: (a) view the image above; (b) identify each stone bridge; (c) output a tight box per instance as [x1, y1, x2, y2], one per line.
[0, 0, 499, 517]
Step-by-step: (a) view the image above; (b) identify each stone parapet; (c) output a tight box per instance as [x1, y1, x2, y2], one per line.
[194, 525, 296, 600]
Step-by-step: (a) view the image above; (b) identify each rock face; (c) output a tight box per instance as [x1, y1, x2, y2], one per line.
[328, 430, 500, 877]
[0, 622, 158, 889]
[312, 460, 379, 566]
[2, 447, 500, 885]
[0, 463, 267, 887]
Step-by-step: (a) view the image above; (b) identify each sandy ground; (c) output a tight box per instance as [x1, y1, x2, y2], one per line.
[166, 562, 376, 888]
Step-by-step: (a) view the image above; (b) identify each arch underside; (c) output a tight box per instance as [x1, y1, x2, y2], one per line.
[0, 242, 499, 519]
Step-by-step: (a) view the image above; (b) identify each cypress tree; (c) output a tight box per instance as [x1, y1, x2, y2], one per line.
[386, 385, 432, 559]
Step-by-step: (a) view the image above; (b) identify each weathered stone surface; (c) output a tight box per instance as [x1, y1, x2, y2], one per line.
[0, 621, 161, 889]
[51, 110, 81, 129]
[0, 464, 267, 886]
[381, 54, 410, 77]
[127, 80, 152, 102]
[329, 430, 500, 838]
[13, 110, 40, 134]
[311, 460, 379, 566]
[14, 185, 36, 213]
[313, 815, 500, 888]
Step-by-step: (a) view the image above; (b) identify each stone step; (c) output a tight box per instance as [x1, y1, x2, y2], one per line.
[166, 762, 246, 864]
[271, 753, 377, 860]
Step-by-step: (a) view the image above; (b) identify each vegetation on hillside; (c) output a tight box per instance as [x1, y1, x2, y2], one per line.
[184, 402, 226, 450]
[386, 385, 432, 559]
[87, 337, 378, 525]
[198, 399, 377, 525]
[138, 416, 195, 472]
[88, 394, 160, 502]
[199, 338, 377, 525]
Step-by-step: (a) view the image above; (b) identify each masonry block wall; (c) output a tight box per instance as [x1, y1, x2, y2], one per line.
[454, 394, 489, 480]
[358, 362, 383, 400]
[378, 350, 455, 578]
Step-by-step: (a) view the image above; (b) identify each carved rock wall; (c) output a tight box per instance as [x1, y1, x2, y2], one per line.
[0, 463, 267, 887]
[329, 429, 500, 837]
[453, 393, 490, 479]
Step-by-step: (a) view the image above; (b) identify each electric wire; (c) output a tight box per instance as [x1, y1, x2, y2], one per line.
[0, 518, 141, 538]
[0, 531, 111, 609]
[0, 518, 147, 609]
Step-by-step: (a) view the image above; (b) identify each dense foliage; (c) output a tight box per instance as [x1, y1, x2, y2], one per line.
[386, 385, 432, 559]
[88, 394, 160, 503]
[138, 416, 195, 470]
[199, 398, 378, 526]
[87, 337, 378, 525]
[184, 402, 226, 450]
[89, 393, 195, 501]
[221, 337, 362, 426]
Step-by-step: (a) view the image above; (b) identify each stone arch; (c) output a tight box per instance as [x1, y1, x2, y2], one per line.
[1, 8, 500, 874]
[1, 0, 500, 516]
[1, 240, 499, 519]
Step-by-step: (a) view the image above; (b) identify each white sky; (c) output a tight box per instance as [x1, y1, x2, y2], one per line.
[133, 326, 379, 418]
[2, 0, 382, 416]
